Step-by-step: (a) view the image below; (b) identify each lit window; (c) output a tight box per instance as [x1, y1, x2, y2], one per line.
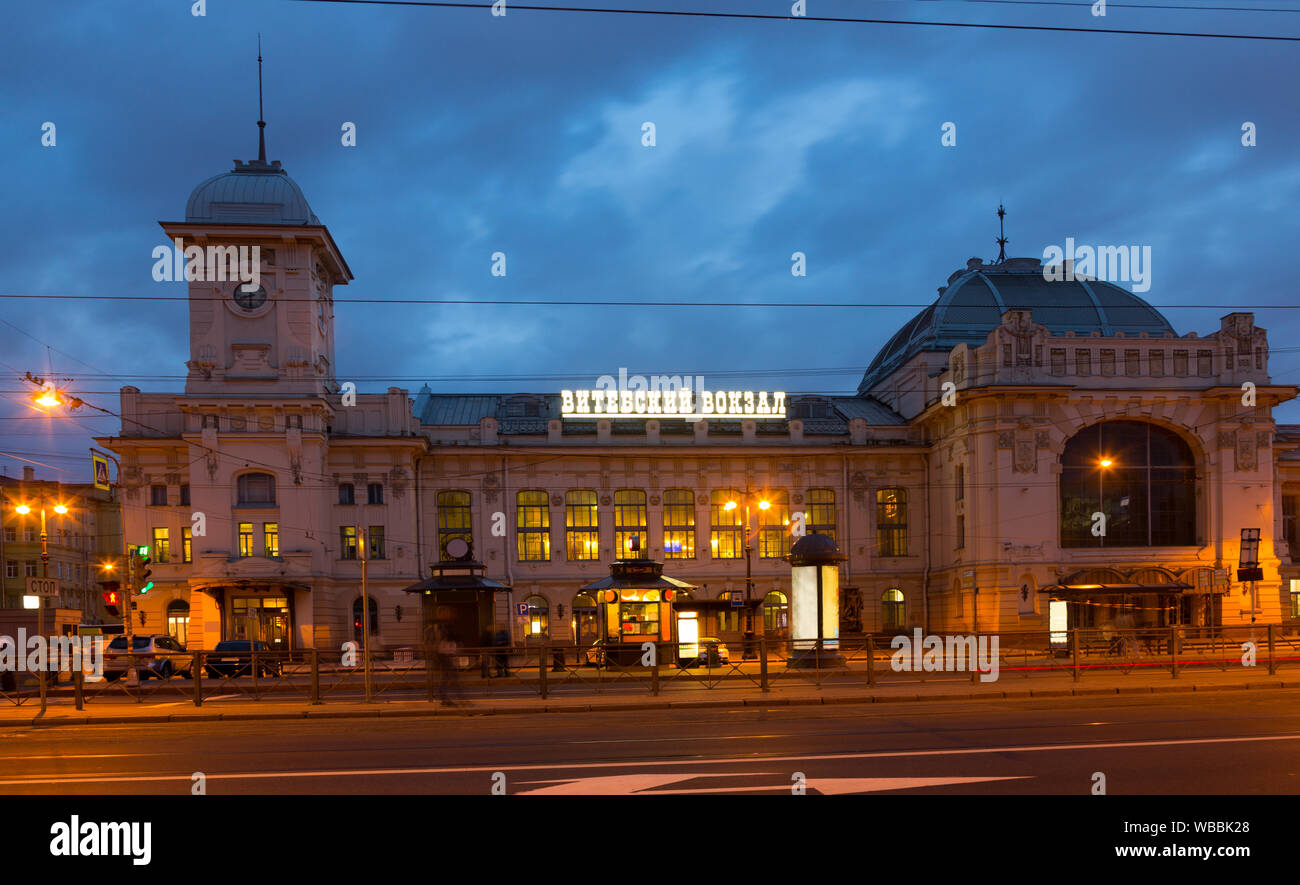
[340, 526, 358, 560]
[516, 491, 550, 561]
[710, 489, 743, 559]
[763, 590, 789, 632]
[882, 588, 905, 631]
[663, 489, 695, 559]
[759, 491, 790, 559]
[565, 490, 599, 561]
[152, 527, 170, 563]
[264, 522, 279, 558]
[166, 600, 190, 647]
[368, 526, 385, 560]
[523, 595, 549, 638]
[437, 490, 472, 556]
[238, 523, 254, 557]
[182, 527, 192, 563]
[614, 490, 647, 558]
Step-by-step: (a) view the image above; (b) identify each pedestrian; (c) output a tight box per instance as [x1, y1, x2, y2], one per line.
[434, 625, 468, 706]
[493, 628, 510, 677]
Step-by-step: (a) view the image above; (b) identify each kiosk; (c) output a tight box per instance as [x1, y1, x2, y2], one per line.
[580, 559, 695, 667]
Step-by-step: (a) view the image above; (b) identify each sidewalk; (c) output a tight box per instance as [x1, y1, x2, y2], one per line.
[1, 666, 1296, 729]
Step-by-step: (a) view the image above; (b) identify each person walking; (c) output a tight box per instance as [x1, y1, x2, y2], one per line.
[434, 625, 468, 706]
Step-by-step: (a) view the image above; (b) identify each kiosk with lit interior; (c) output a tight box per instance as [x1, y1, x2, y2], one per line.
[580, 559, 695, 667]
[786, 532, 846, 668]
[403, 539, 512, 648]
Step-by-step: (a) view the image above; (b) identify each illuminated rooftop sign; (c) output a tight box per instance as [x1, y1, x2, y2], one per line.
[561, 389, 786, 420]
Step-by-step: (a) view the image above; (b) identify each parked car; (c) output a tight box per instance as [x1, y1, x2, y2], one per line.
[682, 638, 729, 667]
[103, 635, 192, 680]
[204, 640, 283, 678]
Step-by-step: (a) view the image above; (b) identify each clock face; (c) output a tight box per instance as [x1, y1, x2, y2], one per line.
[233, 283, 268, 311]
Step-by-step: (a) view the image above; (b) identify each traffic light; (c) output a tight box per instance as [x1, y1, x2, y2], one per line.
[131, 545, 153, 594]
[101, 588, 121, 617]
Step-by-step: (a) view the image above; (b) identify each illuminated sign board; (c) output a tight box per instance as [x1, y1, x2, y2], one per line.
[561, 389, 786, 420]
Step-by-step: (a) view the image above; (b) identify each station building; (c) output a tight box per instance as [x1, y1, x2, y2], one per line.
[98, 137, 1300, 652]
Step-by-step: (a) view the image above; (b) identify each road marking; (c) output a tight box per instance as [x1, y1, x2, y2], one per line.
[514, 773, 1029, 795]
[1, 731, 1298, 786]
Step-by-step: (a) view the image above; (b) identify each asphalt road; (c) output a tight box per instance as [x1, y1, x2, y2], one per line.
[1, 690, 1298, 795]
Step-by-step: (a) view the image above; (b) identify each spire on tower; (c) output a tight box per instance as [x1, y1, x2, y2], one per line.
[257, 33, 267, 165]
[995, 203, 1009, 264]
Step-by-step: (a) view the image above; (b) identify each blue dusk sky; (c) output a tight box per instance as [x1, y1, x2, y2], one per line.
[2, 0, 1299, 479]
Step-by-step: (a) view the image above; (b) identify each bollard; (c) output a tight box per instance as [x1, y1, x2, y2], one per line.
[311, 648, 321, 705]
[1268, 624, 1277, 676]
[192, 651, 203, 707]
[759, 638, 769, 693]
[425, 646, 436, 703]
[866, 635, 875, 687]
[552, 647, 565, 673]
[539, 644, 549, 700]
[251, 646, 260, 699]
[651, 651, 660, 696]
[1071, 629, 1080, 682]
[73, 668, 83, 711]
[1170, 626, 1179, 678]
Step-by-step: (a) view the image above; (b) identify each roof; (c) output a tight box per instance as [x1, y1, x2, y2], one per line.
[857, 256, 1177, 394]
[186, 158, 320, 225]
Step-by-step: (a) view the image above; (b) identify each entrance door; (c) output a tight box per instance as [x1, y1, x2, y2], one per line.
[261, 610, 289, 648]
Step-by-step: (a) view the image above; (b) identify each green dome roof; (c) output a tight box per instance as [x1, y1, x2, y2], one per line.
[857, 257, 1176, 395]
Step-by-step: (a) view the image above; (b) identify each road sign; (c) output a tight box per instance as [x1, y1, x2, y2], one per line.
[729, 590, 744, 608]
[516, 602, 529, 616]
[25, 577, 58, 597]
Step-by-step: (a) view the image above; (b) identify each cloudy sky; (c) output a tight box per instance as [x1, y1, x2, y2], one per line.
[3, 0, 1299, 479]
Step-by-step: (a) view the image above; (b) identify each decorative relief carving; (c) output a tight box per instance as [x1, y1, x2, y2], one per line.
[792, 493, 803, 505]
[649, 495, 660, 506]
[1035, 431, 1050, 448]
[840, 587, 863, 633]
[1217, 430, 1236, 449]
[600, 495, 612, 506]
[1236, 434, 1257, 471]
[697, 493, 708, 505]
[388, 466, 408, 500]
[550, 494, 563, 506]
[997, 431, 1014, 449]
[1013, 438, 1037, 474]
[1257, 431, 1271, 449]
[850, 471, 868, 503]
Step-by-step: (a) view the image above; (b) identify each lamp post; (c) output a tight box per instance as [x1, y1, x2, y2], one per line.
[13, 495, 69, 716]
[725, 492, 769, 660]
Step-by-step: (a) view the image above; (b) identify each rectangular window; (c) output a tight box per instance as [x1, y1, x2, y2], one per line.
[710, 489, 743, 559]
[238, 523, 254, 558]
[150, 485, 167, 506]
[663, 489, 696, 559]
[1197, 349, 1213, 376]
[614, 490, 647, 558]
[4, 561, 16, 579]
[1125, 349, 1140, 375]
[340, 525, 358, 560]
[955, 464, 964, 501]
[339, 483, 355, 505]
[1292, 579, 1300, 619]
[1284, 496, 1298, 557]
[264, 522, 279, 558]
[1075, 349, 1091, 376]
[3, 527, 15, 543]
[517, 491, 550, 561]
[24, 562, 37, 577]
[565, 490, 599, 561]
[182, 527, 192, 563]
[806, 489, 836, 542]
[180, 484, 190, 506]
[957, 514, 965, 549]
[1174, 350, 1189, 375]
[23, 527, 35, 542]
[1100, 349, 1116, 375]
[152, 527, 170, 563]
[367, 526, 385, 560]
[1050, 348, 1066, 375]
[437, 491, 473, 556]
[367, 483, 384, 505]
[1150, 351, 1165, 376]
[876, 488, 908, 557]
[758, 491, 791, 559]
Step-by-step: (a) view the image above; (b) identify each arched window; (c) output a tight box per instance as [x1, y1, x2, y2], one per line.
[663, 489, 695, 559]
[876, 489, 907, 556]
[614, 490, 647, 558]
[516, 491, 550, 561]
[437, 490, 473, 556]
[166, 599, 190, 647]
[763, 590, 789, 632]
[759, 491, 791, 559]
[710, 489, 743, 559]
[1060, 420, 1195, 547]
[352, 597, 379, 639]
[882, 588, 905, 631]
[524, 595, 549, 638]
[565, 490, 599, 561]
[237, 472, 276, 506]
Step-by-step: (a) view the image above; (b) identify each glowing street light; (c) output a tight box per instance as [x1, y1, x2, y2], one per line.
[1099, 458, 1113, 468]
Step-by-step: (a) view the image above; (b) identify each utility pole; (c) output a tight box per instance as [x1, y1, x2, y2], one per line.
[359, 524, 371, 703]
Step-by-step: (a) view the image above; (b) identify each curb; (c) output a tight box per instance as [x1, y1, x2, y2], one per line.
[2, 678, 1295, 728]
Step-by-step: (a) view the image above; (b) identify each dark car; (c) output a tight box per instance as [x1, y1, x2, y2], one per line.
[103, 635, 192, 680]
[204, 640, 283, 678]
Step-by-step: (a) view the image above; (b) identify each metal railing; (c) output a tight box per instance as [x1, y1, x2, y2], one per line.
[3, 625, 1296, 707]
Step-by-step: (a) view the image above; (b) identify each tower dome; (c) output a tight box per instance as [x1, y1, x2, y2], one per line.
[185, 158, 320, 226]
[857, 256, 1176, 395]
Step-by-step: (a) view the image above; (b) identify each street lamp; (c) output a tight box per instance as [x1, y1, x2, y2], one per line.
[725, 492, 770, 659]
[11, 494, 70, 716]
